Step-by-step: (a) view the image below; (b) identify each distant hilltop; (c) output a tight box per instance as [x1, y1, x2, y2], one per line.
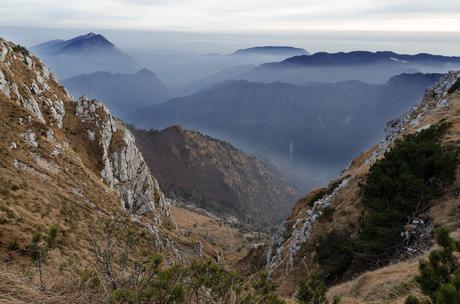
[30, 32, 137, 79]
[232, 46, 309, 56]
[32, 32, 121, 55]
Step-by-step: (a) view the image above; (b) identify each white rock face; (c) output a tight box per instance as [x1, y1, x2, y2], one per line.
[267, 178, 349, 274]
[20, 96, 46, 124]
[30, 80, 41, 95]
[0, 42, 8, 62]
[44, 98, 65, 128]
[13, 159, 50, 181]
[21, 129, 38, 147]
[0, 69, 10, 97]
[75, 97, 170, 222]
[31, 152, 60, 174]
[11, 83, 20, 100]
[433, 71, 460, 98]
[87, 130, 96, 141]
[46, 128, 54, 141]
[436, 98, 450, 109]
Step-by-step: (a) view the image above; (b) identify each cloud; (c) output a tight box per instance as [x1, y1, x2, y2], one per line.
[0, 0, 459, 32]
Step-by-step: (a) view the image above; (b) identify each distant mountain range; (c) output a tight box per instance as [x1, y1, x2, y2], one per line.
[175, 50, 460, 96]
[277, 51, 460, 66]
[232, 46, 309, 57]
[240, 51, 460, 84]
[126, 46, 311, 89]
[134, 126, 301, 228]
[63, 69, 170, 120]
[32, 33, 138, 79]
[130, 73, 441, 188]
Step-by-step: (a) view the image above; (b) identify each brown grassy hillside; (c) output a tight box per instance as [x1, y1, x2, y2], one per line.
[134, 126, 301, 230]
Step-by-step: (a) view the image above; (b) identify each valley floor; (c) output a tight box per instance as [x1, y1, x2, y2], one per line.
[171, 205, 266, 265]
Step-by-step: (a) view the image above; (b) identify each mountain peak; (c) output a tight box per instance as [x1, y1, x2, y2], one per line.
[83, 32, 97, 38]
[33, 32, 118, 55]
[137, 68, 155, 76]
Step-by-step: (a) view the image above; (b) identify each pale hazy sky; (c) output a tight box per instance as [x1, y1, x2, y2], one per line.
[1, 0, 460, 33]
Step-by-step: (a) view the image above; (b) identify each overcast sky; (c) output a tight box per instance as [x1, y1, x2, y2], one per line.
[1, 0, 460, 33]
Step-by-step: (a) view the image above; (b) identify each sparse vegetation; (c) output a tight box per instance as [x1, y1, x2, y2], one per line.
[242, 271, 285, 304]
[12, 44, 29, 56]
[7, 240, 19, 251]
[319, 206, 334, 222]
[406, 227, 460, 304]
[297, 272, 341, 304]
[448, 79, 460, 94]
[308, 189, 328, 207]
[6, 225, 60, 291]
[88, 220, 284, 304]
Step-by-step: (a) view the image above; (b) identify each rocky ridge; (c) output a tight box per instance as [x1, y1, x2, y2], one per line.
[0, 38, 169, 223]
[75, 97, 169, 220]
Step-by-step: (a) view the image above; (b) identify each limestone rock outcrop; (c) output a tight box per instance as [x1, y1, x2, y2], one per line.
[0, 37, 170, 224]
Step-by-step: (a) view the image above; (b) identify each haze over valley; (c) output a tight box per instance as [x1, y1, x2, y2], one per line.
[5, 29, 458, 188]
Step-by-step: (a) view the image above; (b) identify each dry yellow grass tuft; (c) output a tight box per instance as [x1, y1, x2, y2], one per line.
[328, 258, 422, 304]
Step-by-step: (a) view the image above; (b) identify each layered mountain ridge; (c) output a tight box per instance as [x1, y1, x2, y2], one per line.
[241, 50, 460, 84]
[130, 73, 440, 188]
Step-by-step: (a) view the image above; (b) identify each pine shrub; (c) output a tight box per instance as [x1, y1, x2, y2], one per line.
[315, 230, 354, 284]
[356, 122, 458, 265]
[407, 227, 460, 304]
[297, 272, 328, 304]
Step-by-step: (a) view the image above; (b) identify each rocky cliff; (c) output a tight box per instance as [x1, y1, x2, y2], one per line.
[0, 38, 169, 223]
[134, 126, 301, 229]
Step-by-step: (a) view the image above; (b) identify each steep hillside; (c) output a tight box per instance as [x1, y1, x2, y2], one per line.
[130, 74, 440, 188]
[63, 69, 170, 120]
[134, 126, 301, 229]
[248, 71, 460, 298]
[0, 38, 227, 303]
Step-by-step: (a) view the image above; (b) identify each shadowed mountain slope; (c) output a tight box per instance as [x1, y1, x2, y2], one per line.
[134, 126, 301, 229]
